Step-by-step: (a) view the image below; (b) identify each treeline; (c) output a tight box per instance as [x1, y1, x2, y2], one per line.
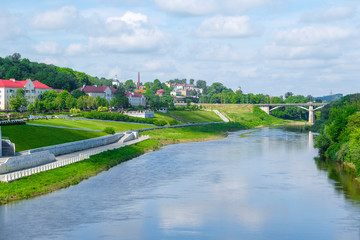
[313, 94, 360, 174]
[0, 53, 112, 91]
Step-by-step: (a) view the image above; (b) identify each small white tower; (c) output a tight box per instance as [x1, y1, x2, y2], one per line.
[112, 75, 120, 87]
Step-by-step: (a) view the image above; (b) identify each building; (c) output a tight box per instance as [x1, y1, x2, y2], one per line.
[76, 85, 146, 107]
[77, 85, 116, 102]
[156, 89, 166, 96]
[169, 83, 203, 97]
[0, 78, 52, 110]
[126, 91, 146, 107]
[112, 75, 120, 87]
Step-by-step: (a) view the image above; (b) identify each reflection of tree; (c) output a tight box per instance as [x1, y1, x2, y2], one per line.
[314, 157, 360, 202]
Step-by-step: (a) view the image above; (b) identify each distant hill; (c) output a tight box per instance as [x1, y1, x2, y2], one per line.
[314, 93, 343, 103]
[0, 53, 112, 91]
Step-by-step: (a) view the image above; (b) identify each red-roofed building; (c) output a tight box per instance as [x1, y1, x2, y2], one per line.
[76, 85, 116, 102]
[156, 89, 166, 97]
[125, 91, 146, 107]
[0, 78, 52, 110]
[75, 85, 146, 107]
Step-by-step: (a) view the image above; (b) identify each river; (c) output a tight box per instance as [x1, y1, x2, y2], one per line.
[1, 128, 360, 240]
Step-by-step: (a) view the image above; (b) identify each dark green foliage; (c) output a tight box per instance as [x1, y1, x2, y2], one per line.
[0, 53, 112, 91]
[83, 111, 164, 125]
[103, 127, 115, 134]
[313, 94, 360, 174]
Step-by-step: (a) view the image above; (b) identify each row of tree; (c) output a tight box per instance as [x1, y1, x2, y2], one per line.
[0, 53, 112, 91]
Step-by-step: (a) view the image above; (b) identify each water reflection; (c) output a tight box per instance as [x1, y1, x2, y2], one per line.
[1, 128, 360, 240]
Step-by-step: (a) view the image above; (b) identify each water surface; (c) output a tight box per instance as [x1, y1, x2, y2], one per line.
[1, 128, 360, 240]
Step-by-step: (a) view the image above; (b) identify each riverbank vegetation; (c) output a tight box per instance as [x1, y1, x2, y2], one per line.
[312, 94, 360, 175]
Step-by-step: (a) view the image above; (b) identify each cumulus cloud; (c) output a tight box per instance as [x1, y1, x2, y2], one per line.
[66, 43, 88, 56]
[154, 0, 272, 15]
[300, 6, 355, 23]
[34, 41, 63, 55]
[197, 16, 261, 38]
[87, 11, 170, 53]
[276, 26, 354, 45]
[263, 44, 340, 60]
[30, 6, 79, 31]
[0, 8, 26, 42]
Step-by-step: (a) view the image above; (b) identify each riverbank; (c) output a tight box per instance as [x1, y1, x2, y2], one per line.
[0, 123, 246, 205]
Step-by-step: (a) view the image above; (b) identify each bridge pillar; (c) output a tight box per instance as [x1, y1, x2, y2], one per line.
[308, 105, 314, 124]
[259, 106, 270, 115]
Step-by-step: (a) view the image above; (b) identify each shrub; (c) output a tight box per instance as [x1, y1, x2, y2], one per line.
[104, 127, 115, 134]
[153, 120, 167, 126]
[70, 108, 81, 114]
[98, 106, 108, 112]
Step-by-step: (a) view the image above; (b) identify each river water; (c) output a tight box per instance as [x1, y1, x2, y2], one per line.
[1, 128, 360, 240]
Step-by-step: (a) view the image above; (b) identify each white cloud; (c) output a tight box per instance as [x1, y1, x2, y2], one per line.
[300, 6, 355, 23]
[0, 8, 26, 42]
[65, 43, 88, 56]
[154, 0, 272, 15]
[154, 0, 216, 16]
[276, 26, 354, 45]
[88, 11, 170, 53]
[263, 44, 340, 60]
[197, 16, 261, 38]
[34, 41, 62, 55]
[30, 6, 79, 31]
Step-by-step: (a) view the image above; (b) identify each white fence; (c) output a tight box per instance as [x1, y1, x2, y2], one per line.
[0, 135, 149, 182]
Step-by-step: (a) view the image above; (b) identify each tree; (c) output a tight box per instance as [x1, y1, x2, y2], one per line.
[6, 53, 21, 62]
[190, 79, 195, 85]
[71, 89, 86, 99]
[65, 95, 77, 109]
[124, 80, 136, 92]
[111, 84, 129, 109]
[54, 90, 69, 110]
[285, 92, 293, 99]
[9, 89, 27, 111]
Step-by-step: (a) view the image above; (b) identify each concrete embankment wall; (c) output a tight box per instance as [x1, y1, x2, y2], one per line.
[27, 133, 124, 156]
[0, 151, 55, 174]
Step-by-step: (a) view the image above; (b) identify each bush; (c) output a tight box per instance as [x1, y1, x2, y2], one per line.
[70, 108, 81, 114]
[153, 120, 167, 126]
[104, 127, 115, 134]
[98, 106, 108, 112]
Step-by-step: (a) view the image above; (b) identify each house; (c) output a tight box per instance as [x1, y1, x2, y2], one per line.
[0, 78, 52, 110]
[169, 83, 203, 97]
[156, 89, 166, 96]
[77, 85, 116, 102]
[126, 91, 146, 107]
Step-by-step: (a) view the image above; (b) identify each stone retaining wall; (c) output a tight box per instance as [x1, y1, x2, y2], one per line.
[27, 133, 124, 156]
[0, 151, 55, 174]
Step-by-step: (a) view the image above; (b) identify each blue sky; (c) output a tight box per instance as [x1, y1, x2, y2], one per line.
[0, 0, 359, 97]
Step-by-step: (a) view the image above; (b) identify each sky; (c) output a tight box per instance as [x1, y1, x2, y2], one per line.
[0, 0, 359, 97]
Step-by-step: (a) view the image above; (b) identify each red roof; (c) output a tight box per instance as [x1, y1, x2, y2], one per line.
[77, 85, 117, 94]
[126, 91, 144, 98]
[33, 81, 52, 89]
[0, 79, 52, 89]
[157, 89, 165, 93]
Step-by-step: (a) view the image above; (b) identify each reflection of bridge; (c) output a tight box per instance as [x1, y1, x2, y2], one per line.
[256, 103, 327, 124]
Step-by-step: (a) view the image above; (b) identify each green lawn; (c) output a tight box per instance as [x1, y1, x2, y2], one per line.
[29, 118, 154, 132]
[2, 125, 106, 152]
[154, 112, 182, 125]
[167, 110, 222, 123]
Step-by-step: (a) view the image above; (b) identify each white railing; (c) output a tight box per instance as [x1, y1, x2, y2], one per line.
[0, 135, 150, 182]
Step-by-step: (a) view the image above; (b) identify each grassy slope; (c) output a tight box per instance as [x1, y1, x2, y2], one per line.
[154, 112, 182, 125]
[201, 104, 286, 127]
[167, 110, 222, 123]
[2, 125, 106, 152]
[29, 119, 154, 132]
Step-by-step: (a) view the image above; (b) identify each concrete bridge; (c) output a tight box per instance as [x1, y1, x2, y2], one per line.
[256, 103, 327, 124]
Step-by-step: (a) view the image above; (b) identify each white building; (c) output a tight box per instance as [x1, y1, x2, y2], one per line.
[77, 85, 146, 107]
[0, 78, 52, 110]
[126, 91, 146, 107]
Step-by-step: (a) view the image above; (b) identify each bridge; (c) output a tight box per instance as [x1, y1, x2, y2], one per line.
[256, 103, 327, 124]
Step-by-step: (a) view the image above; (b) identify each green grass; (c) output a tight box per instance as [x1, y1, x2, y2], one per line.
[0, 139, 162, 204]
[2, 125, 106, 152]
[201, 104, 286, 127]
[167, 110, 222, 123]
[29, 118, 154, 132]
[145, 122, 246, 143]
[154, 112, 182, 125]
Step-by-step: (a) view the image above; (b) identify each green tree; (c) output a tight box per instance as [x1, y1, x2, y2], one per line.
[124, 80, 136, 92]
[9, 89, 27, 111]
[71, 89, 86, 99]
